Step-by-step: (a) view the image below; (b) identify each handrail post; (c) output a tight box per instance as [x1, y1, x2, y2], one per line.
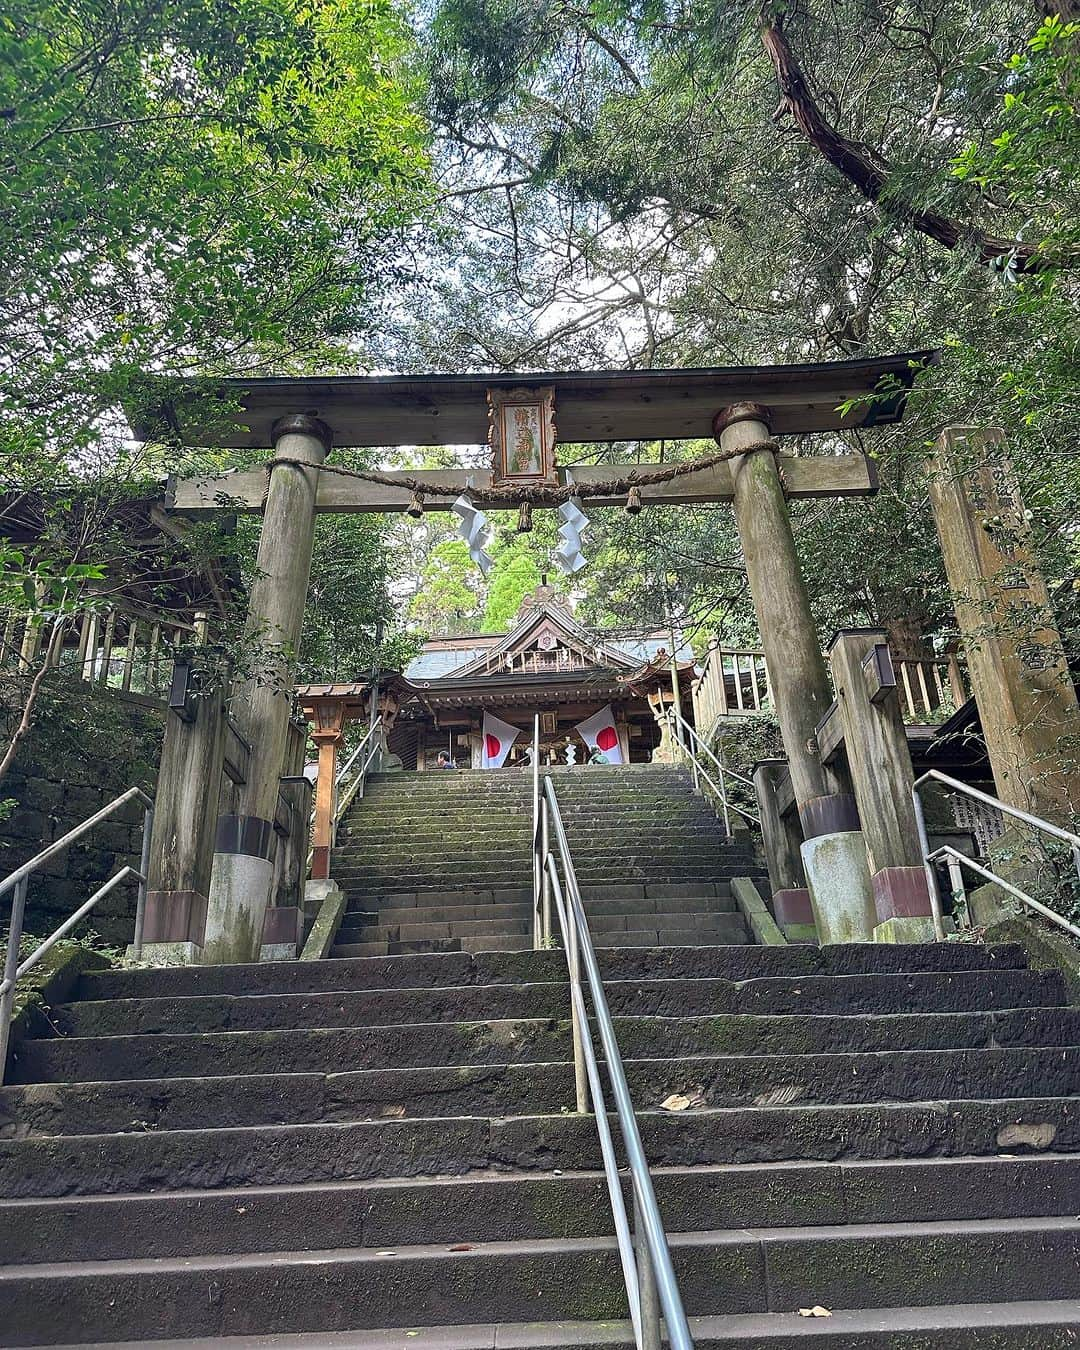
[0, 877, 28, 1086]
[635, 1189, 662, 1350]
[131, 805, 154, 961]
[541, 806, 552, 947]
[947, 855, 968, 929]
[912, 781, 947, 941]
[532, 714, 541, 949]
[565, 879, 588, 1114]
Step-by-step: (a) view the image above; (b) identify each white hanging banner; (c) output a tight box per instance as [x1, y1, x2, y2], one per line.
[452, 486, 494, 577]
[575, 704, 624, 764]
[481, 711, 521, 768]
[554, 498, 589, 574]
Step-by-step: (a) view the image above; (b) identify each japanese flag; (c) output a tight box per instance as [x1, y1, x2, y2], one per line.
[481, 711, 521, 768]
[575, 705, 624, 764]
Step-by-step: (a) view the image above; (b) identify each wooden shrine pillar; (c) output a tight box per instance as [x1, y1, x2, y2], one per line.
[203, 414, 330, 965]
[717, 404, 875, 942]
[929, 428, 1080, 827]
[828, 630, 933, 937]
[751, 759, 814, 936]
[262, 718, 314, 959]
[140, 658, 228, 962]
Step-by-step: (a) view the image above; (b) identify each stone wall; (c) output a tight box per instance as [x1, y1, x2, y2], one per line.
[1, 676, 163, 946]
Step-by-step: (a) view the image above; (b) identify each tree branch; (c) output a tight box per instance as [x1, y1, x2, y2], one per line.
[759, 13, 1052, 273]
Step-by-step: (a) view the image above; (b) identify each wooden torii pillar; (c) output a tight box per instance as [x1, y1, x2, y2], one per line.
[133, 354, 932, 963]
[715, 404, 875, 943]
[201, 415, 329, 965]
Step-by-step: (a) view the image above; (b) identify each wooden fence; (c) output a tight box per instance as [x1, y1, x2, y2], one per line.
[692, 642, 969, 736]
[0, 604, 204, 701]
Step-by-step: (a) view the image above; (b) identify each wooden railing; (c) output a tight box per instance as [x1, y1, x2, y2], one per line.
[692, 643, 969, 733]
[0, 604, 204, 700]
[692, 644, 771, 736]
[895, 656, 968, 724]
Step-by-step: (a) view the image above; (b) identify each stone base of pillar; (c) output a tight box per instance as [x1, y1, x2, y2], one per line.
[772, 887, 814, 926]
[260, 905, 301, 962]
[872, 866, 933, 923]
[203, 849, 275, 965]
[801, 831, 876, 944]
[141, 889, 208, 946]
[873, 916, 949, 944]
[127, 940, 201, 966]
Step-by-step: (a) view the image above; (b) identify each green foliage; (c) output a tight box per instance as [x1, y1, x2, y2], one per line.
[482, 538, 543, 629]
[954, 18, 1080, 278]
[407, 0, 1079, 679]
[407, 536, 486, 633]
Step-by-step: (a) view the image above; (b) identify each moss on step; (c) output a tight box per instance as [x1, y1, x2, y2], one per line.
[5, 940, 109, 1069]
[983, 914, 1080, 1004]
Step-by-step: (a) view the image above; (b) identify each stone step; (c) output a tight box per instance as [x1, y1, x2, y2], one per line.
[7, 1043, 1080, 1134]
[24, 1303, 1080, 1349]
[3, 1155, 1077, 1266]
[49, 969, 1069, 1039]
[347, 814, 724, 826]
[5, 1091, 1079, 1202]
[336, 913, 748, 947]
[337, 853, 738, 873]
[335, 869, 764, 889]
[339, 828, 730, 849]
[331, 936, 529, 958]
[1, 1216, 1078, 1343]
[76, 942, 1031, 1003]
[339, 883, 740, 910]
[336, 918, 532, 944]
[342, 897, 741, 927]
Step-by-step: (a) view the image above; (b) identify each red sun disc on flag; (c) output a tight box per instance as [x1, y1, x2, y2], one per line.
[485, 734, 502, 760]
[596, 726, 618, 752]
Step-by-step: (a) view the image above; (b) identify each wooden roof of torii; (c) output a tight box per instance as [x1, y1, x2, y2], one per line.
[129, 351, 936, 448]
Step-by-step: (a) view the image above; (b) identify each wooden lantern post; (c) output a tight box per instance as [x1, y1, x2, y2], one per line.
[307, 698, 347, 881]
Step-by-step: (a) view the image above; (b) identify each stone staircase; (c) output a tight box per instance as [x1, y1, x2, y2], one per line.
[0, 942, 1079, 1344]
[332, 764, 759, 957]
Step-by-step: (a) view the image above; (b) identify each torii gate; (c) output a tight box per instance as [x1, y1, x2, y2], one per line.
[132, 353, 933, 963]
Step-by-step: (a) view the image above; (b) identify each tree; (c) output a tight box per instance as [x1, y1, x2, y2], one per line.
[409, 0, 1078, 670]
[0, 0, 431, 771]
[482, 536, 543, 629]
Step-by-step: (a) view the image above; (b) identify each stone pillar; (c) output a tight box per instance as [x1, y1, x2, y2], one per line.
[929, 428, 1080, 827]
[139, 660, 228, 964]
[203, 414, 330, 965]
[827, 630, 934, 939]
[717, 403, 875, 941]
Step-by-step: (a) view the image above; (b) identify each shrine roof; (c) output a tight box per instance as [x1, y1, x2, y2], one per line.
[128, 351, 937, 448]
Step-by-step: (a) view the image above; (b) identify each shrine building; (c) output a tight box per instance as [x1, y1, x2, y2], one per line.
[389, 583, 698, 768]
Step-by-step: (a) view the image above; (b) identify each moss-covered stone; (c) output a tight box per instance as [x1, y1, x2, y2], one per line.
[5, 940, 109, 1073]
[984, 913, 1080, 1004]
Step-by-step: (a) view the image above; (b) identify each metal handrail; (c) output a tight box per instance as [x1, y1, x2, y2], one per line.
[534, 771, 694, 1350]
[0, 785, 154, 1082]
[668, 707, 760, 832]
[333, 722, 381, 823]
[913, 769, 1080, 942]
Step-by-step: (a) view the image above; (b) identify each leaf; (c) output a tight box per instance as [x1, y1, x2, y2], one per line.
[660, 1093, 691, 1111]
[753, 1084, 806, 1108]
[798, 1307, 832, 1318]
